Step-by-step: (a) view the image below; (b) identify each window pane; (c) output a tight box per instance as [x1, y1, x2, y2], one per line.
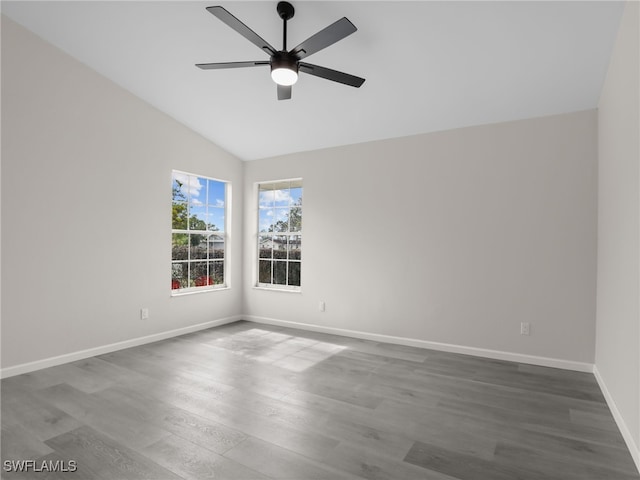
[274, 208, 289, 232]
[259, 236, 272, 259]
[274, 188, 290, 207]
[172, 234, 189, 261]
[288, 235, 301, 260]
[171, 262, 188, 289]
[189, 176, 206, 205]
[259, 189, 274, 208]
[290, 187, 302, 206]
[288, 262, 301, 287]
[207, 208, 224, 232]
[209, 234, 224, 259]
[189, 205, 207, 231]
[259, 260, 272, 284]
[207, 179, 225, 207]
[273, 236, 287, 259]
[210, 261, 224, 285]
[172, 202, 187, 229]
[259, 209, 274, 232]
[172, 172, 189, 202]
[191, 261, 208, 287]
[273, 261, 287, 285]
[189, 234, 207, 259]
[289, 206, 301, 232]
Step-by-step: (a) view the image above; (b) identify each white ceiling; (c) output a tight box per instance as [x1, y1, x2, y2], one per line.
[2, 1, 624, 161]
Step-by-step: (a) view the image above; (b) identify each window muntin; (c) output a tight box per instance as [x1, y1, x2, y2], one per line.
[257, 179, 302, 289]
[172, 171, 227, 293]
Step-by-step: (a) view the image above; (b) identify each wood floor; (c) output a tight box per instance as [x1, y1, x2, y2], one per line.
[2, 320, 638, 480]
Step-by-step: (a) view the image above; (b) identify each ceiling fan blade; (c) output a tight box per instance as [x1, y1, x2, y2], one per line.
[299, 62, 365, 88]
[290, 17, 357, 60]
[196, 61, 270, 70]
[277, 85, 292, 100]
[206, 6, 277, 56]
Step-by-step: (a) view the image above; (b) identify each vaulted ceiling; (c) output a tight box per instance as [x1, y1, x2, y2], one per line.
[2, 1, 625, 160]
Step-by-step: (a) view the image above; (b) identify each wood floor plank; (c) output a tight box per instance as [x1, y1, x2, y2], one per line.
[94, 384, 247, 455]
[569, 407, 621, 432]
[404, 440, 526, 480]
[223, 436, 358, 480]
[193, 398, 340, 462]
[494, 441, 640, 480]
[217, 387, 330, 432]
[2, 398, 83, 442]
[1, 420, 54, 462]
[372, 399, 500, 461]
[69, 356, 151, 387]
[433, 395, 571, 430]
[495, 427, 639, 475]
[44, 426, 181, 480]
[2, 381, 83, 443]
[34, 383, 171, 451]
[316, 416, 416, 461]
[142, 434, 271, 480]
[327, 442, 459, 480]
[298, 379, 384, 409]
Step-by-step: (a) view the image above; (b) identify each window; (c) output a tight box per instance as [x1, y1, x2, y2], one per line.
[171, 170, 228, 293]
[257, 179, 302, 289]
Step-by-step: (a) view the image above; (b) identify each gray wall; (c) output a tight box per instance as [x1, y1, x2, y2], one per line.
[1, 16, 244, 369]
[243, 110, 598, 366]
[595, 0, 640, 466]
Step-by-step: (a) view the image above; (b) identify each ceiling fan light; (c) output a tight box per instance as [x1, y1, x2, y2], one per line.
[271, 67, 298, 86]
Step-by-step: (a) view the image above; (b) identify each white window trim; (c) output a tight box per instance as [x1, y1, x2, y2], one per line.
[255, 178, 302, 291]
[253, 285, 302, 293]
[171, 170, 230, 295]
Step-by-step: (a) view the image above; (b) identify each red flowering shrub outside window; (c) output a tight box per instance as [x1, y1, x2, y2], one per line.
[194, 276, 214, 287]
[171, 171, 228, 293]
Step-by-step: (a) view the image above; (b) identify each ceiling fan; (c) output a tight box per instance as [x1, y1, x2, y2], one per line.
[196, 2, 366, 100]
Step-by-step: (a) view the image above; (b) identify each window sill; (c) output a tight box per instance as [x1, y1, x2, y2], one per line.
[171, 285, 230, 297]
[253, 286, 302, 294]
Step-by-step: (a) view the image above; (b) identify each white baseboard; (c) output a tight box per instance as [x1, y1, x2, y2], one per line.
[593, 366, 640, 474]
[0, 315, 242, 379]
[243, 315, 594, 373]
[1, 313, 594, 376]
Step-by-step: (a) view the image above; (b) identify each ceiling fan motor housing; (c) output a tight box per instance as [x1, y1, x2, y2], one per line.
[271, 51, 298, 74]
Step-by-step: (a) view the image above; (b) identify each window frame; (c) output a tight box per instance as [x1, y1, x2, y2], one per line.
[171, 170, 230, 295]
[256, 178, 302, 291]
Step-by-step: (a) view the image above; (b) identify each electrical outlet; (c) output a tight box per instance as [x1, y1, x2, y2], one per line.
[319, 301, 325, 312]
[140, 308, 149, 320]
[520, 322, 530, 335]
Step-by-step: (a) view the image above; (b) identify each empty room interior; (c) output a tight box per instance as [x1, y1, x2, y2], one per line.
[1, 1, 639, 479]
